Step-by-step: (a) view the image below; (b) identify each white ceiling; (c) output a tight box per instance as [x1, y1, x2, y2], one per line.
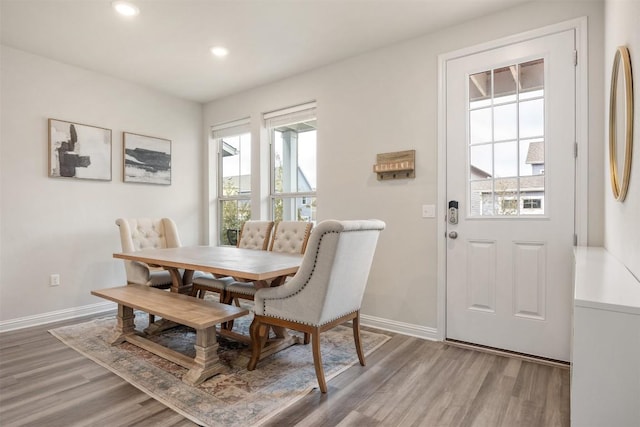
[1, 0, 531, 103]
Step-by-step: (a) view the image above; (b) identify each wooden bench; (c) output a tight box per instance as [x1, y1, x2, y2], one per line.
[91, 284, 249, 385]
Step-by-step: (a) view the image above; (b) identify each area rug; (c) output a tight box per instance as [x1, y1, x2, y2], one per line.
[49, 309, 390, 427]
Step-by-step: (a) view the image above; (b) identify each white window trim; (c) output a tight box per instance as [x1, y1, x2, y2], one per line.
[265, 102, 317, 221]
[212, 118, 252, 245]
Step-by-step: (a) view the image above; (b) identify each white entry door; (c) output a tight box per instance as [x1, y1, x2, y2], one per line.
[445, 30, 576, 362]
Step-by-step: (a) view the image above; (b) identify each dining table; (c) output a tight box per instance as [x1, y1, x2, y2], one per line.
[113, 245, 304, 357]
[113, 245, 303, 294]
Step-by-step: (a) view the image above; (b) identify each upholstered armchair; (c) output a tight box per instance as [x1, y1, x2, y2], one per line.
[116, 218, 183, 324]
[248, 219, 385, 393]
[115, 218, 182, 288]
[190, 220, 275, 301]
[236, 220, 274, 250]
[225, 221, 313, 304]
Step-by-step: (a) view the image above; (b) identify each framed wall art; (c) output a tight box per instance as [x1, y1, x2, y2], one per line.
[48, 119, 112, 181]
[123, 132, 172, 185]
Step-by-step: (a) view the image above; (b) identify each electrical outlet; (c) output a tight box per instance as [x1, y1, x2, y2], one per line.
[422, 204, 436, 218]
[49, 274, 60, 287]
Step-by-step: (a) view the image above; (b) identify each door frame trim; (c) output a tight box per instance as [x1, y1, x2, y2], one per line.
[436, 17, 589, 340]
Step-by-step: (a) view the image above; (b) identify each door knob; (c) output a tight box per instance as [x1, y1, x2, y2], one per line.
[448, 231, 458, 239]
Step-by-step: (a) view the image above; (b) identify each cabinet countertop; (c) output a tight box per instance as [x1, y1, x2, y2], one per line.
[574, 246, 640, 315]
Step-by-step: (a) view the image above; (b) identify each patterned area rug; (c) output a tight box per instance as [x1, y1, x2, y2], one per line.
[49, 309, 390, 427]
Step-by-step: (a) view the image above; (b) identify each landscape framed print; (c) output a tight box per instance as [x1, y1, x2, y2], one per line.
[48, 119, 112, 181]
[123, 132, 172, 185]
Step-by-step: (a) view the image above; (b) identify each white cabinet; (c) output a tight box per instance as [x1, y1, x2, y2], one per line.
[571, 247, 640, 427]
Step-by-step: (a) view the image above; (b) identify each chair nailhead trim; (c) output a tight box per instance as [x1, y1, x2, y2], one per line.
[262, 229, 345, 315]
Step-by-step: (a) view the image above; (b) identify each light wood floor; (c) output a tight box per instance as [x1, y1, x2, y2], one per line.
[0, 314, 570, 427]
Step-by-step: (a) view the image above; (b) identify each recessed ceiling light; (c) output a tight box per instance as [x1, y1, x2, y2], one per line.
[112, 1, 140, 17]
[210, 46, 229, 58]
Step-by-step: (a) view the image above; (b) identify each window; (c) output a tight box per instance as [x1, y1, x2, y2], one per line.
[265, 103, 317, 223]
[213, 118, 251, 245]
[468, 59, 546, 216]
[522, 198, 542, 209]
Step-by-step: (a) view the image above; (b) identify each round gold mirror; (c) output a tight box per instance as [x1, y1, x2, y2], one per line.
[608, 46, 634, 202]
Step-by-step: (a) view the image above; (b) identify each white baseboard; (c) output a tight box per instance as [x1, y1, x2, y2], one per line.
[360, 313, 439, 341]
[0, 301, 117, 333]
[0, 302, 439, 342]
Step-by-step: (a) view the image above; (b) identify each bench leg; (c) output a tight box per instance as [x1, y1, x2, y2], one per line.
[183, 326, 225, 385]
[110, 305, 135, 345]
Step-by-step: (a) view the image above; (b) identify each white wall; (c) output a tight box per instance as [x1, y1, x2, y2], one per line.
[204, 1, 604, 330]
[0, 46, 203, 322]
[604, 0, 640, 279]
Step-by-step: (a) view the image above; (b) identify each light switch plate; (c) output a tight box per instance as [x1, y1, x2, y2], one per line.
[422, 204, 436, 218]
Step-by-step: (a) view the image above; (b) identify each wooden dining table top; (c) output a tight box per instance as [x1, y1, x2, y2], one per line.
[113, 245, 303, 282]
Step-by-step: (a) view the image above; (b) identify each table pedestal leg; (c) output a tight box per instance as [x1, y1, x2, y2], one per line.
[110, 305, 135, 345]
[183, 327, 225, 385]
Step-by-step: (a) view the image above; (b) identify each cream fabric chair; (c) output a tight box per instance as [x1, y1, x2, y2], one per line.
[190, 220, 274, 301]
[116, 218, 183, 324]
[247, 219, 385, 393]
[115, 218, 182, 288]
[225, 221, 313, 303]
[237, 220, 274, 250]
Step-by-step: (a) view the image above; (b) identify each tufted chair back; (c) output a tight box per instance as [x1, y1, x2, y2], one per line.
[254, 219, 385, 326]
[115, 218, 182, 287]
[269, 221, 313, 254]
[248, 219, 385, 393]
[237, 220, 274, 250]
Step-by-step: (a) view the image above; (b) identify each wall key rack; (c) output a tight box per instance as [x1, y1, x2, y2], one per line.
[373, 149, 415, 180]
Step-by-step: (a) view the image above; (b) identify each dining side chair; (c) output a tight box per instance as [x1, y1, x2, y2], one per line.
[247, 219, 385, 393]
[224, 220, 314, 306]
[115, 217, 182, 323]
[190, 220, 275, 302]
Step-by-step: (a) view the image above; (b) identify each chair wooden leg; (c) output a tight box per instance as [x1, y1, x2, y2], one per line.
[149, 314, 155, 324]
[303, 332, 310, 344]
[248, 318, 269, 370]
[352, 311, 365, 366]
[221, 292, 235, 330]
[311, 329, 327, 393]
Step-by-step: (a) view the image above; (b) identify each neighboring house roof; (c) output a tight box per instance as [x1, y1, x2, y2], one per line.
[470, 165, 492, 179]
[526, 141, 544, 164]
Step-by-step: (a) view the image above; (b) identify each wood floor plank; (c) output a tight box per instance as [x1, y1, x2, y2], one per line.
[0, 315, 570, 426]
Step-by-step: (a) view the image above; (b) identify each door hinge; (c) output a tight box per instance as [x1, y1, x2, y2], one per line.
[573, 50, 578, 66]
[574, 142, 578, 158]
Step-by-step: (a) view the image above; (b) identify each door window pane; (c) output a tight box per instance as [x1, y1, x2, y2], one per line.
[494, 141, 518, 177]
[493, 65, 517, 103]
[520, 139, 545, 177]
[470, 144, 493, 178]
[470, 108, 492, 144]
[519, 99, 544, 138]
[467, 59, 546, 216]
[470, 179, 493, 216]
[493, 104, 517, 141]
[469, 70, 492, 108]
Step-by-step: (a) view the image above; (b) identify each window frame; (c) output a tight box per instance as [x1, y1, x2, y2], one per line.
[264, 102, 317, 223]
[212, 118, 252, 246]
